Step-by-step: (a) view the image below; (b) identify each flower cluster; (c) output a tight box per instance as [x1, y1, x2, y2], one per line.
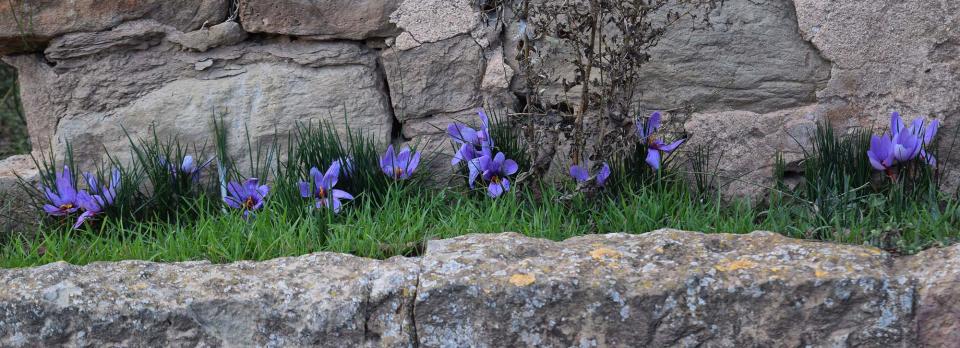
[637, 111, 685, 171]
[448, 109, 520, 198]
[570, 162, 611, 187]
[41, 166, 120, 229]
[867, 112, 939, 173]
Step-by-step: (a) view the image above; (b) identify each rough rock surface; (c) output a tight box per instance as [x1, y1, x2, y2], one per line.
[0, 155, 37, 240]
[0, 0, 226, 54]
[2, 230, 959, 347]
[4, 20, 394, 168]
[238, 0, 401, 40]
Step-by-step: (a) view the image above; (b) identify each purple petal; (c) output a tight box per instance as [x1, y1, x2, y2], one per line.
[397, 147, 412, 168]
[659, 138, 686, 152]
[447, 123, 479, 144]
[83, 172, 99, 193]
[921, 150, 937, 167]
[73, 211, 97, 230]
[500, 178, 511, 193]
[181, 155, 195, 173]
[224, 196, 243, 209]
[310, 167, 323, 188]
[323, 162, 340, 190]
[298, 181, 311, 198]
[243, 178, 260, 196]
[570, 165, 589, 182]
[501, 159, 518, 176]
[76, 191, 101, 212]
[468, 158, 482, 188]
[487, 181, 504, 198]
[910, 118, 924, 134]
[646, 111, 662, 137]
[646, 149, 662, 170]
[227, 181, 244, 201]
[332, 189, 354, 201]
[43, 204, 64, 216]
[890, 111, 904, 135]
[331, 198, 343, 213]
[256, 184, 269, 200]
[478, 108, 490, 130]
[56, 166, 77, 199]
[381, 145, 395, 174]
[403, 151, 421, 179]
[597, 163, 611, 186]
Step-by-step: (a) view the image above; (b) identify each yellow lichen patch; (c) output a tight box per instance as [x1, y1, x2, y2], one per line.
[814, 268, 829, 278]
[130, 282, 148, 291]
[714, 259, 757, 272]
[590, 247, 622, 260]
[509, 273, 536, 287]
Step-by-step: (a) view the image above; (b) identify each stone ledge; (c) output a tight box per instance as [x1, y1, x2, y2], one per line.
[1, 230, 957, 347]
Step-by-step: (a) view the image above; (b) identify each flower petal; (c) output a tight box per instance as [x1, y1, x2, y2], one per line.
[332, 189, 354, 201]
[570, 165, 589, 182]
[310, 167, 323, 188]
[380, 144, 395, 174]
[646, 111, 662, 137]
[659, 138, 686, 152]
[323, 162, 340, 189]
[447, 123, 479, 144]
[597, 163, 611, 186]
[502, 159, 518, 176]
[890, 111, 904, 135]
[487, 181, 504, 198]
[73, 211, 97, 230]
[298, 181, 311, 198]
[181, 155, 195, 173]
[646, 149, 662, 170]
[404, 151, 421, 179]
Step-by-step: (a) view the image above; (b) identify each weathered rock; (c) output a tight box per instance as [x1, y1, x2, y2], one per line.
[0, 253, 419, 347]
[2, 230, 959, 346]
[382, 35, 484, 122]
[792, 0, 960, 191]
[0, 0, 226, 54]
[239, 0, 402, 40]
[168, 21, 247, 52]
[0, 154, 38, 240]
[5, 23, 394, 169]
[683, 105, 818, 200]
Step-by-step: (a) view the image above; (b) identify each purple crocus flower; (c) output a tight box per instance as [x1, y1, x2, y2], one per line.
[159, 155, 214, 181]
[298, 162, 354, 213]
[73, 168, 121, 229]
[468, 148, 519, 198]
[570, 162, 611, 187]
[867, 133, 896, 171]
[448, 109, 494, 165]
[637, 111, 685, 170]
[380, 144, 421, 180]
[890, 111, 940, 166]
[41, 166, 80, 217]
[224, 178, 269, 217]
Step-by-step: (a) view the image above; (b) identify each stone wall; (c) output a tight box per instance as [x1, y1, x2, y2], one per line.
[1, 230, 958, 347]
[0, 0, 957, 198]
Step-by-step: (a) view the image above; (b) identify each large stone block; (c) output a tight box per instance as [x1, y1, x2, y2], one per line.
[4, 21, 394, 169]
[0, 0, 227, 54]
[238, 0, 402, 40]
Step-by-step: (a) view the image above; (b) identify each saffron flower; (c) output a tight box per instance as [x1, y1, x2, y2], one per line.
[468, 149, 519, 198]
[867, 133, 896, 171]
[159, 155, 214, 181]
[74, 169, 121, 228]
[570, 162, 611, 187]
[380, 144, 421, 180]
[637, 111, 685, 170]
[298, 162, 354, 213]
[448, 109, 494, 165]
[889, 111, 939, 166]
[41, 166, 80, 216]
[224, 178, 269, 217]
